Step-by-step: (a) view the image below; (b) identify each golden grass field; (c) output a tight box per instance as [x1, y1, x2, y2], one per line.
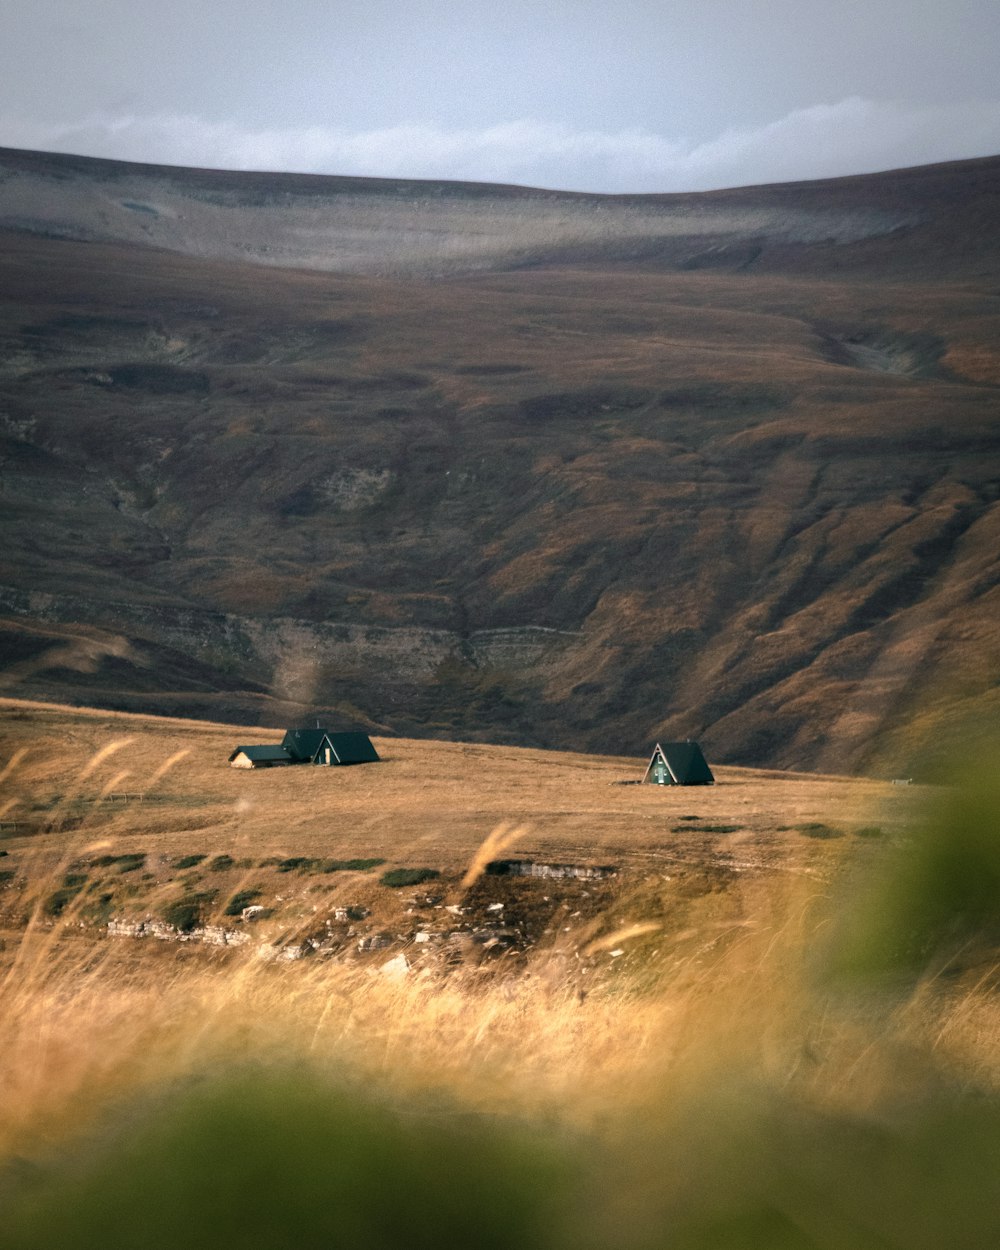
[4, 698, 1000, 1248]
[0, 696, 918, 948]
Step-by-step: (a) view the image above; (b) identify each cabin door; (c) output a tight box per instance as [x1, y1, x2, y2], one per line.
[653, 759, 669, 785]
[324, 747, 332, 765]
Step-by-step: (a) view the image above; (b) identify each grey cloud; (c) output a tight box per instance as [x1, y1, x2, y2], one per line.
[3, 97, 1000, 193]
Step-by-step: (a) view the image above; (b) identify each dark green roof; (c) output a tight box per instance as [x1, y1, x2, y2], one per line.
[281, 729, 380, 765]
[643, 741, 714, 785]
[228, 745, 293, 763]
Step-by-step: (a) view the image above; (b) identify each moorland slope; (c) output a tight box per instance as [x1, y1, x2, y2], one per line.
[0, 698, 910, 957]
[1, 148, 999, 774]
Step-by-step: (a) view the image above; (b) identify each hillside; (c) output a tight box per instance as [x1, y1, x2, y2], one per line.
[0, 698, 910, 959]
[2, 147, 1000, 774]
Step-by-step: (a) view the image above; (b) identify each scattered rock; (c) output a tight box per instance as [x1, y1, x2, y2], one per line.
[486, 860, 617, 881]
[257, 941, 307, 962]
[107, 919, 147, 939]
[200, 925, 250, 947]
[147, 921, 179, 940]
[334, 905, 370, 922]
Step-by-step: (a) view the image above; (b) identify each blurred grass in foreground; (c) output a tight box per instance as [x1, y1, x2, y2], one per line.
[7, 755, 1000, 1247]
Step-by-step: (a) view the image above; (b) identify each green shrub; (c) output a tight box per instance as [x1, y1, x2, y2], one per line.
[272, 857, 386, 875]
[81, 892, 115, 924]
[380, 868, 441, 889]
[276, 857, 317, 873]
[207, 855, 234, 872]
[174, 854, 207, 869]
[161, 892, 217, 932]
[44, 871, 91, 913]
[1, 1069, 567, 1250]
[161, 900, 200, 932]
[800, 823, 843, 839]
[41, 890, 66, 916]
[854, 825, 883, 838]
[321, 858, 385, 873]
[224, 889, 262, 917]
[826, 757, 1000, 983]
[91, 853, 146, 872]
[0, 868, 15, 885]
[674, 824, 741, 834]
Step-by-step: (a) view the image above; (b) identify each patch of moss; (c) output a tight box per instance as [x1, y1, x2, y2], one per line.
[321, 858, 386, 873]
[81, 892, 116, 924]
[673, 824, 741, 834]
[380, 867, 441, 889]
[44, 873, 89, 916]
[276, 857, 317, 873]
[91, 853, 146, 873]
[800, 823, 843, 839]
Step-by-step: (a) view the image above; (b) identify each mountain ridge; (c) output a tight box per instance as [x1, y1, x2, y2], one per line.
[2, 147, 999, 776]
[4, 144, 998, 279]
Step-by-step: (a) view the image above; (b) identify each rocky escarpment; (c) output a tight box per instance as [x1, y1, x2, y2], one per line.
[0, 583, 580, 728]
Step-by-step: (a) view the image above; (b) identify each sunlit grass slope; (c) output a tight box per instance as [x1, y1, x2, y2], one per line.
[0, 697, 913, 953]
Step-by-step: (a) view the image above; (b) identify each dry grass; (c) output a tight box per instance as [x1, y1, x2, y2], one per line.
[0, 699, 916, 1152]
[0, 697, 923, 981]
[6, 701, 1000, 1246]
[0, 696, 913, 868]
[6, 860, 1000, 1246]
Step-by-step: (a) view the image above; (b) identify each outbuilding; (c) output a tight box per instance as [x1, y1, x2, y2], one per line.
[228, 744, 294, 769]
[643, 741, 714, 786]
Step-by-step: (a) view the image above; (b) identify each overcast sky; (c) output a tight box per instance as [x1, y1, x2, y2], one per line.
[2, 0, 999, 192]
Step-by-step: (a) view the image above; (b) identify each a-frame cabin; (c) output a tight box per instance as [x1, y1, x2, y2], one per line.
[281, 728, 380, 766]
[642, 741, 714, 786]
